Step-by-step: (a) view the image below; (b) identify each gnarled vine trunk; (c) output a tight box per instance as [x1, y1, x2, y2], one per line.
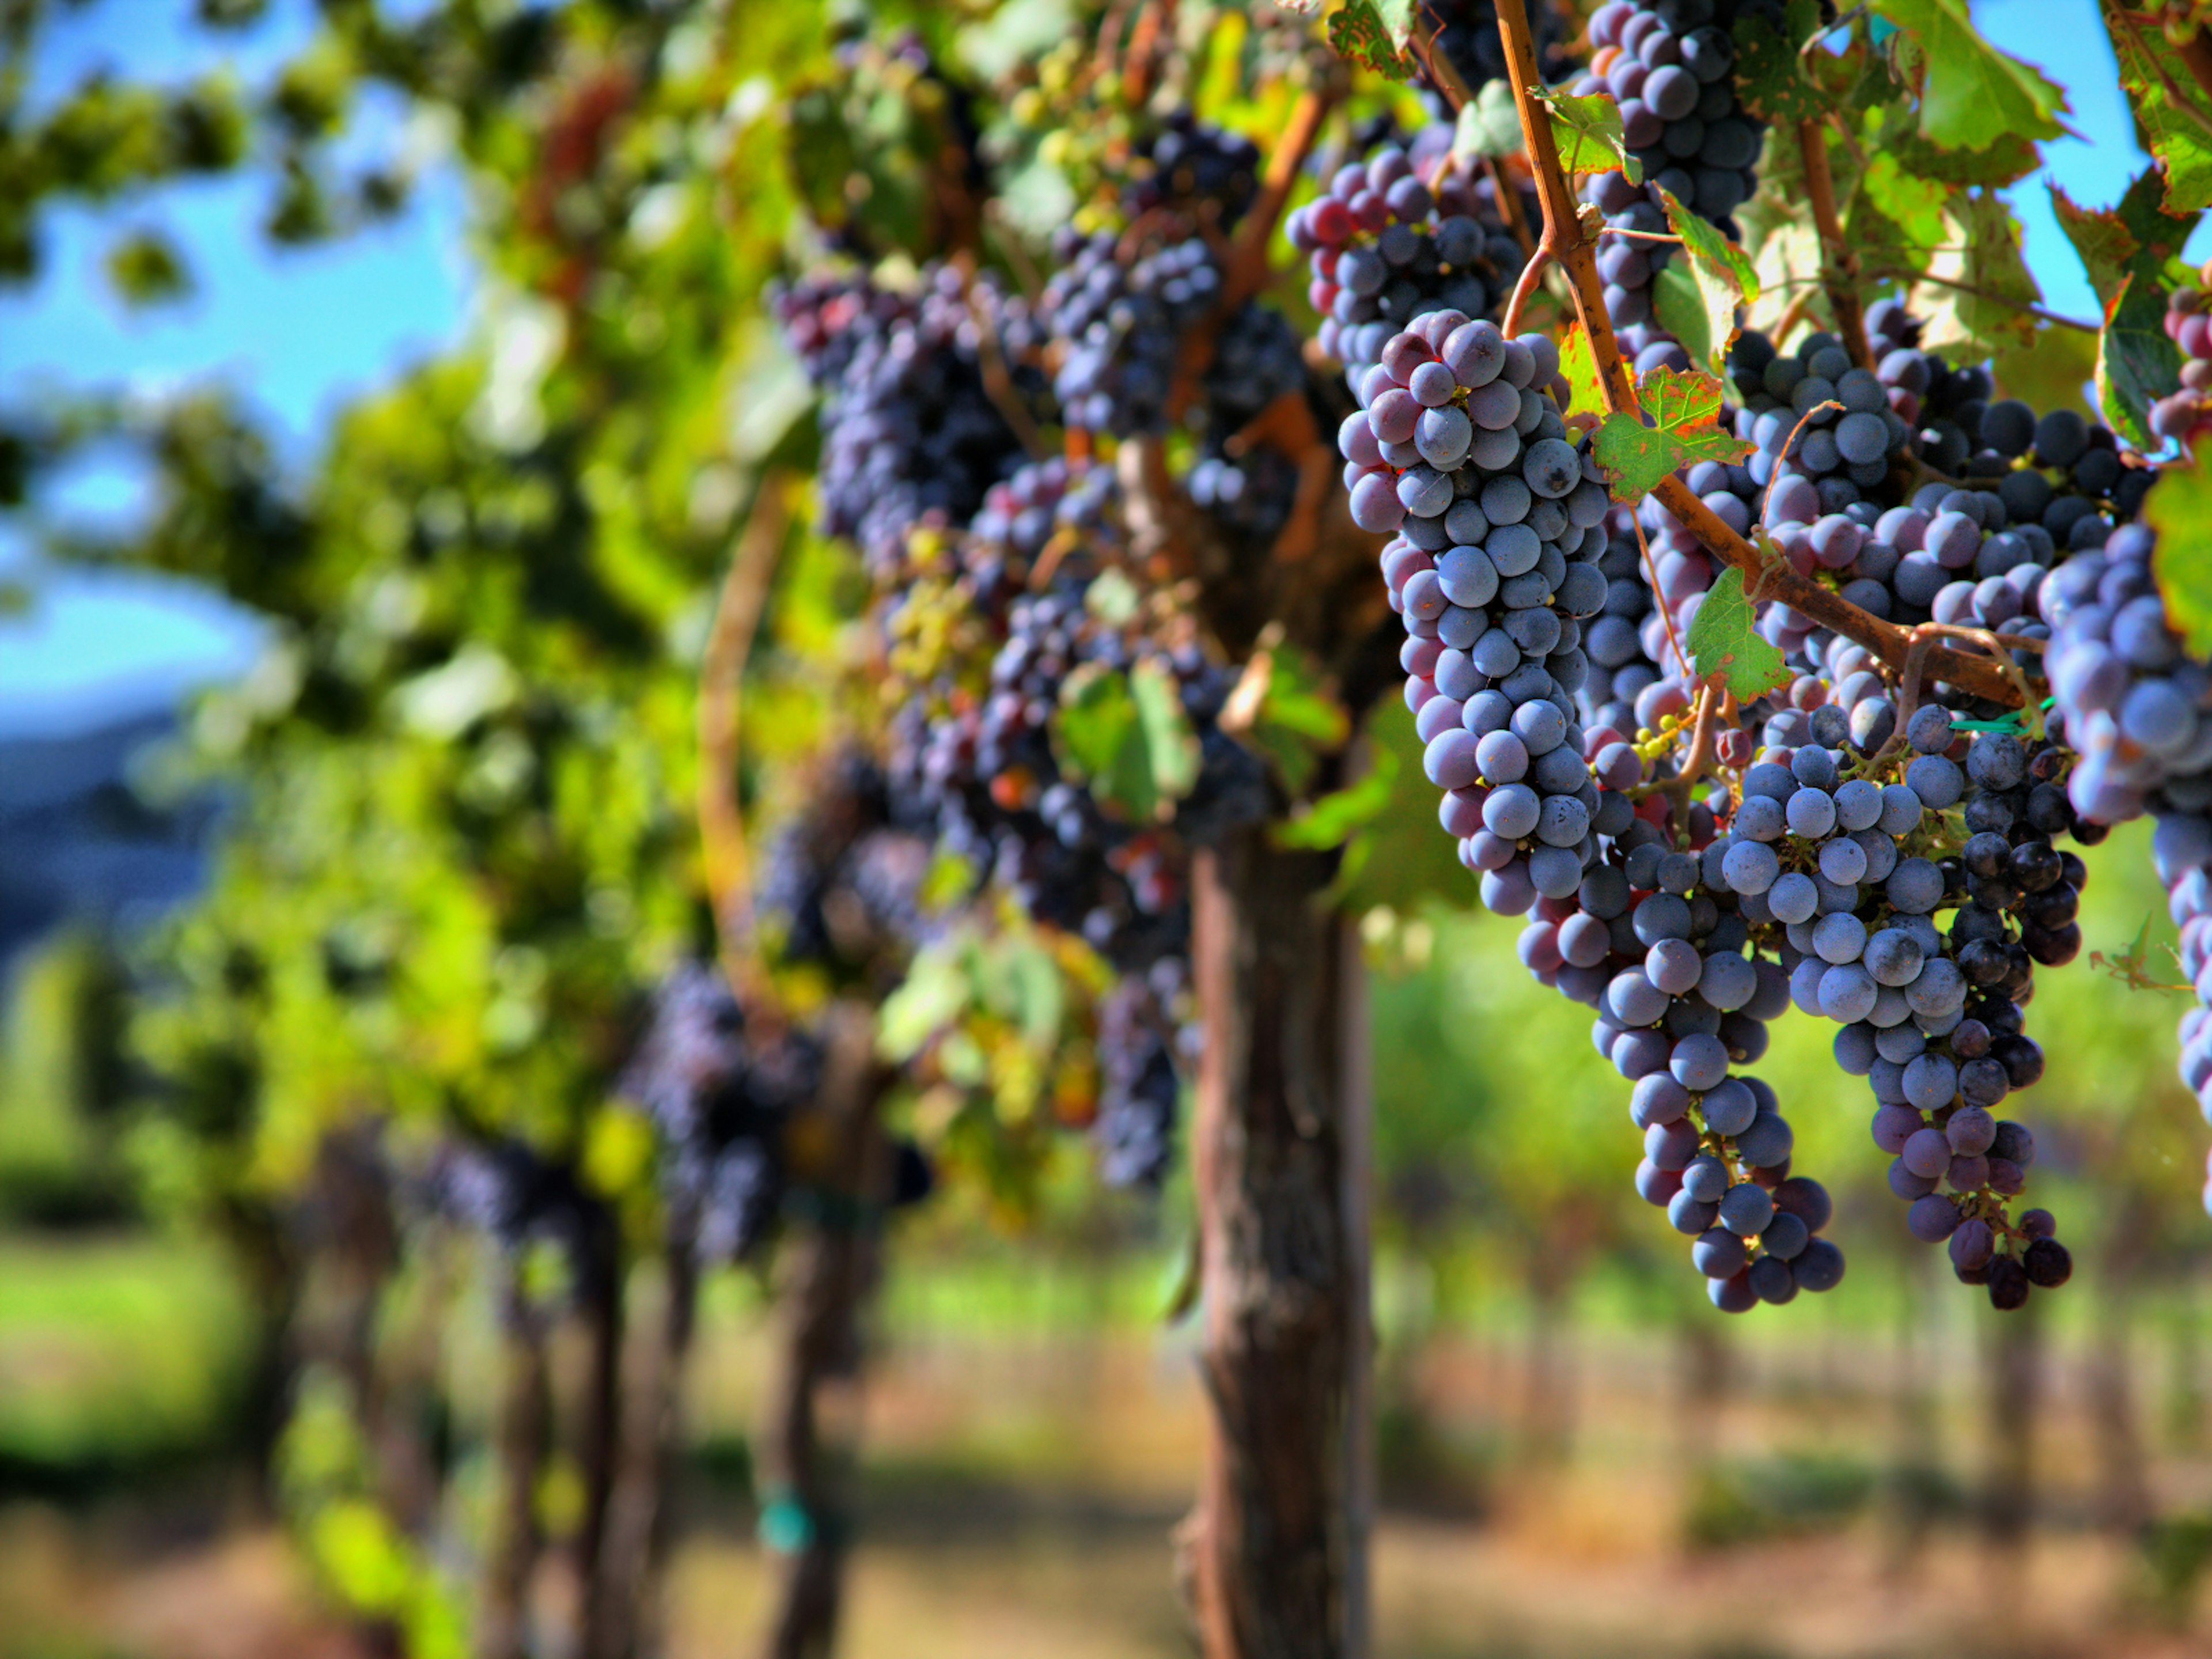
[759, 1003, 893, 1659]
[1184, 828, 1368, 1659]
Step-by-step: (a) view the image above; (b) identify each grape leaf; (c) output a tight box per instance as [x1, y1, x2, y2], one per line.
[1880, 123, 2040, 188]
[1242, 642, 1350, 796]
[1328, 1, 1415, 80]
[2146, 462, 2212, 658]
[1732, 0, 1825, 124]
[1555, 318, 1605, 417]
[1370, 0, 1419, 48]
[1591, 367, 1753, 502]
[1535, 86, 1641, 183]
[1052, 658, 1200, 823]
[1452, 78, 1523, 164]
[2053, 168, 2200, 448]
[1653, 185, 1759, 375]
[1274, 741, 1398, 850]
[1685, 567, 1791, 702]
[2107, 6, 2212, 213]
[1909, 191, 2039, 361]
[1873, 0, 2069, 153]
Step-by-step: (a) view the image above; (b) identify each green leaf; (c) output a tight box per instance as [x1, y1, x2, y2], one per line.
[1590, 367, 1753, 502]
[1328, 701, 1472, 916]
[2107, 7, 2212, 214]
[1873, 0, 2067, 153]
[104, 228, 194, 307]
[1052, 658, 1201, 823]
[1880, 124, 2040, 188]
[1244, 643, 1351, 797]
[1653, 186, 1758, 375]
[2053, 168, 2201, 448]
[1685, 567, 1791, 702]
[878, 940, 975, 1062]
[1328, 1, 1416, 80]
[1274, 743, 1398, 850]
[1370, 0, 1419, 48]
[1452, 78, 1524, 164]
[1732, 0, 1826, 125]
[1535, 86, 1641, 183]
[2146, 463, 2212, 659]
[1084, 566, 1141, 627]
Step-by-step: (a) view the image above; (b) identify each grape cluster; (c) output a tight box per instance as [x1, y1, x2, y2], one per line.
[2044, 523, 2212, 824]
[619, 964, 825, 1263]
[1288, 144, 1532, 382]
[1416, 0, 1574, 111]
[1574, 0, 1774, 374]
[1690, 712, 2077, 1303]
[757, 747, 935, 975]
[773, 265, 1027, 576]
[1094, 970, 1190, 1188]
[1190, 298, 1313, 555]
[877, 459, 1266, 1183]
[1043, 229, 1224, 437]
[1124, 112, 1260, 228]
[416, 1137, 608, 1305]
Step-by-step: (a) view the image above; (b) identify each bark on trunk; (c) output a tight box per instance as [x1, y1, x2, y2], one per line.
[575, 1220, 627, 1659]
[481, 1275, 551, 1659]
[1183, 828, 1361, 1659]
[586, 1251, 697, 1659]
[759, 1004, 893, 1659]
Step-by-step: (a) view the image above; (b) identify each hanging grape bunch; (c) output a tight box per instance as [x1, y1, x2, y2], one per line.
[764, 0, 2212, 1317]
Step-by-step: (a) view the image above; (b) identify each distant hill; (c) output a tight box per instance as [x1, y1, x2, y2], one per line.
[0, 706, 213, 969]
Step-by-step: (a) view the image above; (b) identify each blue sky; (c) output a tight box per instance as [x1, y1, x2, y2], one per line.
[0, 0, 2191, 735]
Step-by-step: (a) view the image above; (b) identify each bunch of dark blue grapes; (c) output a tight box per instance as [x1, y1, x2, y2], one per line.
[1124, 111, 1260, 227]
[1288, 143, 1532, 384]
[1094, 969, 1192, 1189]
[1044, 229, 1224, 437]
[1574, 0, 1777, 375]
[773, 264, 1027, 576]
[1687, 707, 2076, 1304]
[619, 964, 825, 1264]
[1416, 0, 1575, 113]
[756, 747, 936, 979]
[416, 1137, 608, 1308]
[1188, 296, 1310, 555]
[2042, 522, 2212, 1217]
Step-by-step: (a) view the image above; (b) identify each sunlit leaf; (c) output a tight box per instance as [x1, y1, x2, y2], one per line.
[2107, 5, 2212, 213]
[1592, 367, 1753, 502]
[1536, 87, 1641, 183]
[1328, 1, 1416, 80]
[2146, 462, 2212, 658]
[1685, 567, 1791, 701]
[1873, 0, 2068, 153]
[1732, 0, 1826, 125]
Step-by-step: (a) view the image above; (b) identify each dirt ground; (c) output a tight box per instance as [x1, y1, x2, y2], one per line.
[7, 1324, 2212, 1659]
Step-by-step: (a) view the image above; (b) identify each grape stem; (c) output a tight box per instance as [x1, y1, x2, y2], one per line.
[1797, 116, 1874, 373]
[698, 478, 789, 1019]
[1486, 0, 2028, 709]
[1500, 244, 1553, 336]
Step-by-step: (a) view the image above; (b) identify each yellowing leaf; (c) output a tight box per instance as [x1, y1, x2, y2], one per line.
[1536, 86, 1642, 183]
[1555, 319, 1605, 417]
[1591, 367, 1753, 502]
[1909, 191, 2040, 361]
[1685, 567, 1791, 702]
[1328, 1, 1415, 80]
[2146, 463, 2212, 659]
[1654, 185, 1759, 375]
